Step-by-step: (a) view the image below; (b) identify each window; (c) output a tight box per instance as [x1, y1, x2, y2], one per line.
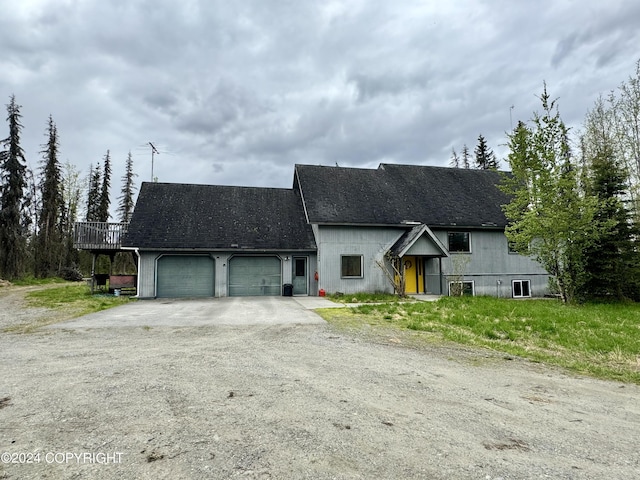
[295, 258, 306, 277]
[448, 232, 470, 253]
[448, 281, 474, 296]
[341, 255, 363, 278]
[512, 280, 531, 298]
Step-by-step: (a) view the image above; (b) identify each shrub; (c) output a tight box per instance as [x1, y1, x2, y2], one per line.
[59, 266, 84, 282]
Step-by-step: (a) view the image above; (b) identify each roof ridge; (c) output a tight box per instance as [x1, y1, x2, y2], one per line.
[144, 182, 294, 192]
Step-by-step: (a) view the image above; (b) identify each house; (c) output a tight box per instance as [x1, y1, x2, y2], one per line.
[120, 163, 549, 298]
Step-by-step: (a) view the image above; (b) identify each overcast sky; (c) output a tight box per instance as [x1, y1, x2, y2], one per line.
[2, 0, 640, 201]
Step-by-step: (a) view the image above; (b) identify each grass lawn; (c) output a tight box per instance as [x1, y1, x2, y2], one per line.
[317, 296, 640, 384]
[3, 282, 133, 333]
[328, 292, 417, 303]
[26, 283, 132, 314]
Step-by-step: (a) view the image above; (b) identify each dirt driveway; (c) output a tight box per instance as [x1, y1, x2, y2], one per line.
[1, 295, 639, 479]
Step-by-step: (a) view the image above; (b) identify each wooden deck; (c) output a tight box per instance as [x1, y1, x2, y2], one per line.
[73, 222, 129, 251]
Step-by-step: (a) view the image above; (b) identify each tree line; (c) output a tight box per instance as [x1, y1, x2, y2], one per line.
[449, 134, 500, 170]
[502, 60, 640, 303]
[3, 60, 640, 301]
[0, 95, 137, 280]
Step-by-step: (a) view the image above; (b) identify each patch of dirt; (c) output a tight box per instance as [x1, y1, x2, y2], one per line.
[0, 285, 59, 331]
[0, 284, 84, 333]
[1, 286, 639, 479]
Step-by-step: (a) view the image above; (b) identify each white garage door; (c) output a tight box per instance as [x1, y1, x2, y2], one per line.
[228, 256, 281, 296]
[156, 255, 215, 298]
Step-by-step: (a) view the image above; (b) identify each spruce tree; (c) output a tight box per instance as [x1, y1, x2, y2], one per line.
[117, 151, 137, 223]
[85, 163, 101, 221]
[474, 134, 499, 170]
[581, 98, 640, 300]
[582, 145, 637, 299]
[97, 150, 111, 222]
[35, 115, 63, 277]
[0, 95, 28, 279]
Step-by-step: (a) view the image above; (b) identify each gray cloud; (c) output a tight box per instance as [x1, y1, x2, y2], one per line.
[1, 0, 639, 198]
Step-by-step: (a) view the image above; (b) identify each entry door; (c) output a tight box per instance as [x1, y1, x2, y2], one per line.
[424, 257, 442, 294]
[292, 257, 308, 295]
[403, 256, 424, 294]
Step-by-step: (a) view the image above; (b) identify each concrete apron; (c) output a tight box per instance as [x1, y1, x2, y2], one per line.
[46, 297, 337, 329]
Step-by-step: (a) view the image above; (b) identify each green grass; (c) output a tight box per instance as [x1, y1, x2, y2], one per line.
[26, 283, 132, 314]
[11, 276, 70, 286]
[328, 292, 415, 303]
[4, 282, 133, 333]
[318, 296, 640, 384]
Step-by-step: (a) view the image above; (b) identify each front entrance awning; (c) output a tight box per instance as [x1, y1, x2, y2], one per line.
[389, 224, 449, 258]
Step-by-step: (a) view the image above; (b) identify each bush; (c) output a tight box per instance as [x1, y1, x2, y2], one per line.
[59, 266, 83, 282]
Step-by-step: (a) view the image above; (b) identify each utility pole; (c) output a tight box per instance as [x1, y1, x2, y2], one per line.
[149, 142, 159, 181]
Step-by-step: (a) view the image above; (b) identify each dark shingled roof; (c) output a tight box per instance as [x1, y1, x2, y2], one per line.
[295, 163, 510, 227]
[123, 182, 316, 250]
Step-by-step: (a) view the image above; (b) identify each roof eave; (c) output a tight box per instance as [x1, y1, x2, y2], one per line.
[130, 247, 317, 252]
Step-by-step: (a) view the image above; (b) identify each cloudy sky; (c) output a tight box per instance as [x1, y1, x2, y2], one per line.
[2, 0, 640, 201]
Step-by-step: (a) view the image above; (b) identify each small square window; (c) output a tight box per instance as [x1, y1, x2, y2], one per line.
[341, 255, 363, 278]
[512, 280, 531, 298]
[448, 232, 470, 253]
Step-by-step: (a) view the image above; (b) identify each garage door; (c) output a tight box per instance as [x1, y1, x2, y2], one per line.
[229, 256, 281, 296]
[156, 255, 215, 298]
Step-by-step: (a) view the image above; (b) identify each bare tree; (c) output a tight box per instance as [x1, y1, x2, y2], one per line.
[376, 252, 406, 297]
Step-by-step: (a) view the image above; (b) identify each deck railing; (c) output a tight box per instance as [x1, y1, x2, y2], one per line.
[73, 222, 129, 250]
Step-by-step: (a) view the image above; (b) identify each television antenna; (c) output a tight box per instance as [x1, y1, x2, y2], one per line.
[149, 142, 159, 181]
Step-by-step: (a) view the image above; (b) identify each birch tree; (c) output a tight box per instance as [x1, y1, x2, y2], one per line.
[501, 86, 602, 303]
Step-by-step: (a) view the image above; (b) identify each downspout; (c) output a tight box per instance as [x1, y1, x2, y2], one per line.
[120, 246, 140, 298]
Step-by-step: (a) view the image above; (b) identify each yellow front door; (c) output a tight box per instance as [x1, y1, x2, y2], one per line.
[404, 256, 424, 294]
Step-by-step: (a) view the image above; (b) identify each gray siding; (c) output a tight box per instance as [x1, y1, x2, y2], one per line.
[315, 226, 402, 294]
[406, 236, 443, 256]
[137, 251, 317, 298]
[137, 252, 157, 298]
[314, 226, 550, 297]
[434, 229, 549, 297]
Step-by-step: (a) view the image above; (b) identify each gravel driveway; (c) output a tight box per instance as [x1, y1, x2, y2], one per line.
[1, 293, 639, 479]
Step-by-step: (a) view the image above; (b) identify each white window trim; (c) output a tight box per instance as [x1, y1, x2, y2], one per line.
[341, 254, 364, 279]
[448, 280, 475, 296]
[512, 279, 531, 298]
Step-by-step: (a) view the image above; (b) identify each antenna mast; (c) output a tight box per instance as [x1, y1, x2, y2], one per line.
[149, 142, 159, 181]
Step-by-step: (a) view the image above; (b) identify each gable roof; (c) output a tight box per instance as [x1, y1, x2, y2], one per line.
[123, 182, 316, 250]
[295, 163, 510, 227]
[389, 224, 449, 257]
